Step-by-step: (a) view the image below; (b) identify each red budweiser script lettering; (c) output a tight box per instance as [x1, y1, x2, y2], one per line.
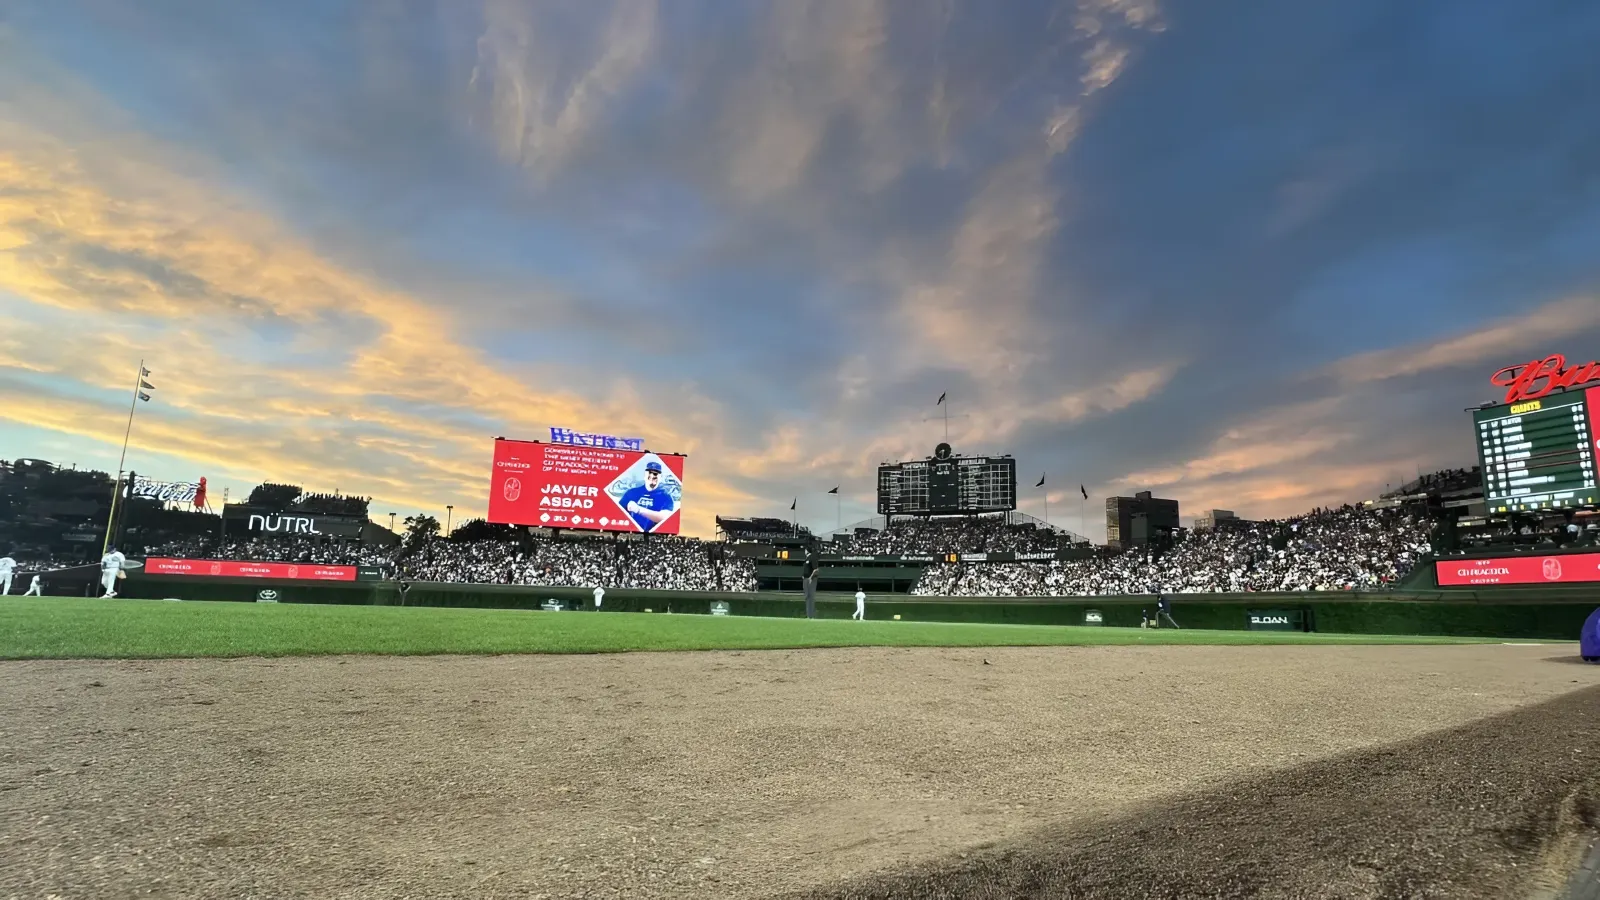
[1490, 354, 1600, 403]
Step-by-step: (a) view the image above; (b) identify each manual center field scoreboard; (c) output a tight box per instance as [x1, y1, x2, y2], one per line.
[1474, 386, 1600, 513]
[877, 442, 1017, 516]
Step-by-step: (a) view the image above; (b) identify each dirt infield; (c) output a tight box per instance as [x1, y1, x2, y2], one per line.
[3, 644, 1598, 899]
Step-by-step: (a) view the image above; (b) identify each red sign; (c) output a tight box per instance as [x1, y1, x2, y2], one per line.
[144, 557, 358, 581]
[1436, 552, 1600, 586]
[1491, 354, 1600, 404]
[487, 438, 686, 534]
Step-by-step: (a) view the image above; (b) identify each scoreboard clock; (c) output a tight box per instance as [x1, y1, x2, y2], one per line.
[1473, 386, 1600, 513]
[877, 444, 1017, 516]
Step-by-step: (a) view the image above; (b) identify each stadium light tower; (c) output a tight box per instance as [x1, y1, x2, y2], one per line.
[445, 505, 453, 537]
[102, 360, 156, 555]
[388, 512, 396, 532]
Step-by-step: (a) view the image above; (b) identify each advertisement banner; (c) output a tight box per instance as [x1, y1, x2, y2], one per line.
[144, 557, 359, 581]
[488, 438, 687, 534]
[128, 477, 201, 504]
[1436, 552, 1600, 586]
[1247, 608, 1308, 631]
[222, 506, 366, 539]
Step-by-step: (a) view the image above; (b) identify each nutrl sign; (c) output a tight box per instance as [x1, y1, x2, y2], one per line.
[1491, 354, 1600, 404]
[249, 514, 322, 534]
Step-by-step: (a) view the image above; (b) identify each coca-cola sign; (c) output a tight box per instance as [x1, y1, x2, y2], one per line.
[1490, 354, 1600, 404]
[128, 477, 201, 504]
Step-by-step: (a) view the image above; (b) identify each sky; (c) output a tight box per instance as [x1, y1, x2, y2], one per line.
[1, 0, 1598, 540]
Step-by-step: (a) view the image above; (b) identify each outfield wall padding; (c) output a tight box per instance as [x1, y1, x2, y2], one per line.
[121, 575, 1599, 640]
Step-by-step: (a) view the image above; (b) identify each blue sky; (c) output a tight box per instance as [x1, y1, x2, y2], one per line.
[1, 0, 1598, 538]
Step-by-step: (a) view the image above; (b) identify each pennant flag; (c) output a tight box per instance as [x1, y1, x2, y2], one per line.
[827, 486, 839, 494]
[1035, 473, 1046, 488]
[790, 498, 797, 511]
[137, 391, 151, 402]
[1080, 484, 1089, 499]
[140, 366, 151, 377]
[140, 380, 155, 390]
[936, 392, 946, 405]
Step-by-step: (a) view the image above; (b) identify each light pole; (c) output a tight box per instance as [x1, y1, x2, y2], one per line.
[102, 361, 155, 555]
[445, 505, 453, 537]
[388, 512, 396, 532]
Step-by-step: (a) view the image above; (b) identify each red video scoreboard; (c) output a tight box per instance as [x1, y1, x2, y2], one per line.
[486, 438, 686, 534]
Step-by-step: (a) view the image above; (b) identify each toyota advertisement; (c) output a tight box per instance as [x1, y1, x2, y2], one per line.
[1436, 552, 1600, 586]
[487, 438, 687, 534]
[145, 558, 359, 581]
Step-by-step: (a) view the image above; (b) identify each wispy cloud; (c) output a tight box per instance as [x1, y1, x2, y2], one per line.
[2, 0, 1597, 539]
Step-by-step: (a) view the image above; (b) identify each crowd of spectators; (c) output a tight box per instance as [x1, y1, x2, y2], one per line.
[1382, 467, 1482, 499]
[1451, 517, 1600, 554]
[91, 502, 1452, 598]
[844, 516, 1068, 555]
[913, 505, 1434, 596]
[717, 517, 811, 542]
[144, 535, 394, 568]
[143, 531, 754, 591]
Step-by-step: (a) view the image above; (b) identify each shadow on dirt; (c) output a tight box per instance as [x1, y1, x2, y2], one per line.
[796, 685, 1600, 900]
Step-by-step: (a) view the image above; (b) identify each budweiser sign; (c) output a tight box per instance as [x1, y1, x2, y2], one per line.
[129, 477, 201, 504]
[1491, 354, 1600, 404]
[549, 427, 644, 451]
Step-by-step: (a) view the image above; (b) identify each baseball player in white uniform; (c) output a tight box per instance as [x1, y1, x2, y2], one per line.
[853, 588, 866, 621]
[100, 547, 127, 598]
[22, 574, 42, 596]
[592, 585, 605, 610]
[0, 555, 15, 595]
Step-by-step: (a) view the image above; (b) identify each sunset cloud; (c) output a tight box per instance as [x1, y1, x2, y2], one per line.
[2, 0, 1598, 537]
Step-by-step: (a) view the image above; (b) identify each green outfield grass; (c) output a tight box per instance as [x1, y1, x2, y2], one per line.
[0, 598, 1507, 660]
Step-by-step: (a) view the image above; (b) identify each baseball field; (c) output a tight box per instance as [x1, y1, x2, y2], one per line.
[3, 598, 1599, 899]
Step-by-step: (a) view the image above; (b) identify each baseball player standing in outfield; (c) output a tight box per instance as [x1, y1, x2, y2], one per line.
[853, 588, 866, 621]
[22, 574, 43, 596]
[592, 585, 605, 610]
[100, 546, 127, 598]
[0, 553, 15, 595]
[1157, 594, 1179, 629]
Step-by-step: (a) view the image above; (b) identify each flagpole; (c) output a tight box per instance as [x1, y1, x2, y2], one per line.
[102, 359, 145, 556]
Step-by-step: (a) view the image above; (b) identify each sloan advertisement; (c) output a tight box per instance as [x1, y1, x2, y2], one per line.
[487, 438, 687, 534]
[1436, 552, 1600, 586]
[144, 558, 359, 581]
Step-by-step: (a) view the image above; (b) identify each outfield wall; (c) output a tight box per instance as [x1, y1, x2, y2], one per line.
[119, 575, 1599, 640]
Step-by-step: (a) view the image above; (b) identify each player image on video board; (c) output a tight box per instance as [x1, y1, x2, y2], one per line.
[606, 453, 682, 532]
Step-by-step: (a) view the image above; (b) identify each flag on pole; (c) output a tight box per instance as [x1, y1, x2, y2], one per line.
[936, 392, 946, 405]
[140, 379, 154, 390]
[1080, 484, 1089, 499]
[827, 486, 839, 494]
[1036, 473, 1046, 488]
[140, 366, 151, 377]
[137, 391, 151, 402]
[790, 498, 797, 511]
